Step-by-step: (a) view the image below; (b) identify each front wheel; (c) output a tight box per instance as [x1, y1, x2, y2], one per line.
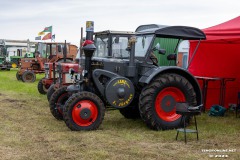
[16, 72, 22, 81]
[49, 86, 69, 120]
[47, 84, 56, 101]
[139, 73, 197, 130]
[21, 71, 36, 83]
[63, 92, 105, 131]
[38, 78, 48, 94]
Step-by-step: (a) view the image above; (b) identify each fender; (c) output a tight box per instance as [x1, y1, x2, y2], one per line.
[92, 69, 119, 96]
[139, 66, 202, 105]
[66, 84, 82, 93]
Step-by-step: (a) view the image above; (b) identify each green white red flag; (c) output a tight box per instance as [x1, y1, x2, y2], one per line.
[42, 33, 52, 40]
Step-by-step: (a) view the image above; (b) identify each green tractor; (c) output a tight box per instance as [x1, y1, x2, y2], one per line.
[0, 44, 11, 70]
[50, 23, 206, 131]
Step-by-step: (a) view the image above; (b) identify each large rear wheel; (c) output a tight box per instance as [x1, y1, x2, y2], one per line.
[63, 92, 105, 131]
[49, 86, 69, 120]
[139, 73, 197, 130]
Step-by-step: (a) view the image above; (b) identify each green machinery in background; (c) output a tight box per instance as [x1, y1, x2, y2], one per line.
[0, 39, 35, 70]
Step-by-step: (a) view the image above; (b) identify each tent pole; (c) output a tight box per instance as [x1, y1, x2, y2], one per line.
[187, 40, 201, 70]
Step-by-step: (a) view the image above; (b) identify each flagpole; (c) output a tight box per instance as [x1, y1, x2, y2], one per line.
[51, 25, 53, 42]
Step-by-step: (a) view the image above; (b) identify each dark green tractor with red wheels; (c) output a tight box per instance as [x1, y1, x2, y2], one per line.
[50, 23, 206, 131]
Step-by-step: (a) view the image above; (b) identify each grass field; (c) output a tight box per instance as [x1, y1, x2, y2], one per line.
[0, 70, 239, 160]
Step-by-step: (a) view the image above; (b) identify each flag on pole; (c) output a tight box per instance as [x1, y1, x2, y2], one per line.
[37, 26, 53, 40]
[42, 33, 52, 40]
[38, 31, 45, 36]
[43, 26, 52, 33]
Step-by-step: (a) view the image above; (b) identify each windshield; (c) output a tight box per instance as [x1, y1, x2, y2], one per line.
[135, 35, 154, 57]
[112, 36, 129, 58]
[37, 43, 47, 57]
[94, 37, 108, 57]
[94, 35, 130, 58]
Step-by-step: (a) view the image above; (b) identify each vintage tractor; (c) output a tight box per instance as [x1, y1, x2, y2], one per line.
[49, 30, 134, 119]
[37, 42, 79, 94]
[16, 42, 77, 82]
[0, 44, 11, 70]
[50, 23, 206, 131]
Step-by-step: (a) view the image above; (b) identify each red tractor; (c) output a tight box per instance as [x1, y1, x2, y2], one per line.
[16, 42, 77, 83]
[44, 61, 81, 99]
[37, 40, 82, 98]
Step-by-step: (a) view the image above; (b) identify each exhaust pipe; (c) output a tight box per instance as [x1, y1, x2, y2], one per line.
[82, 40, 96, 80]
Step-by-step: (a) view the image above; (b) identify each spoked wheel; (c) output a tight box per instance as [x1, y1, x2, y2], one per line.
[21, 71, 36, 82]
[139, 73, 197, 130]
[49, 86, 69, 120]
[16, 72, 22, 81]
[63, 92, 105, 131]
[47, 84, 56, 101]
[38, 78, 49, 94]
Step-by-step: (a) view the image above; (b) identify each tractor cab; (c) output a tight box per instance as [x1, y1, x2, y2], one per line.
[134, 24, 206, 67]
[36, 42, 70, 62]
[93, 30, 135, 58]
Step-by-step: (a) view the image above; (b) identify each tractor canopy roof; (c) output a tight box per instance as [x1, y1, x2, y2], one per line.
[135, 24, 206, 40]
[94, 30, 135, 36]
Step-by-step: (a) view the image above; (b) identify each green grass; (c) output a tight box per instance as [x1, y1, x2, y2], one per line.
[0, 70, 240, 160]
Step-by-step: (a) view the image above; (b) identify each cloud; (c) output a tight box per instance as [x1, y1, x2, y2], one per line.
[0, 0, 240, 46]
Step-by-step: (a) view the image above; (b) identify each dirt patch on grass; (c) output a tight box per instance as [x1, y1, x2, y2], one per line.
[0, 95, 27, 108]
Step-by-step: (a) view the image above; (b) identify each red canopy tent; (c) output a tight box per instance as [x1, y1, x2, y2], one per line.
[188, 16, 240, 110]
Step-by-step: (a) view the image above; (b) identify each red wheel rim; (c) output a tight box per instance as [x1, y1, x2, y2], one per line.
[155, 87, 185, 122]
[72, 100, 98, 127]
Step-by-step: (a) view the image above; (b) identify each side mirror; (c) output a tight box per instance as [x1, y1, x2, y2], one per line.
[57, 45, 62, 52]
[167, 54, 176, 60]
[158, 49, 166, 55]
[152, 43, 166, 55]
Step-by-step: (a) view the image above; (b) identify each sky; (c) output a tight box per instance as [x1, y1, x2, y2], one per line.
[0, 0, 240, 46]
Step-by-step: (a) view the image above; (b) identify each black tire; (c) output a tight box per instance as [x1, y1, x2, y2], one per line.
[38, 78, 48, 94]
[47, 84, 56, 101]
[49, 86, 69, 120]
[119, 106, 140, 119]
[63, 92, 105, 131]
[139, 73, 197, 130]
[16, 72, 22, 81]
[21, 71, 36, 83]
